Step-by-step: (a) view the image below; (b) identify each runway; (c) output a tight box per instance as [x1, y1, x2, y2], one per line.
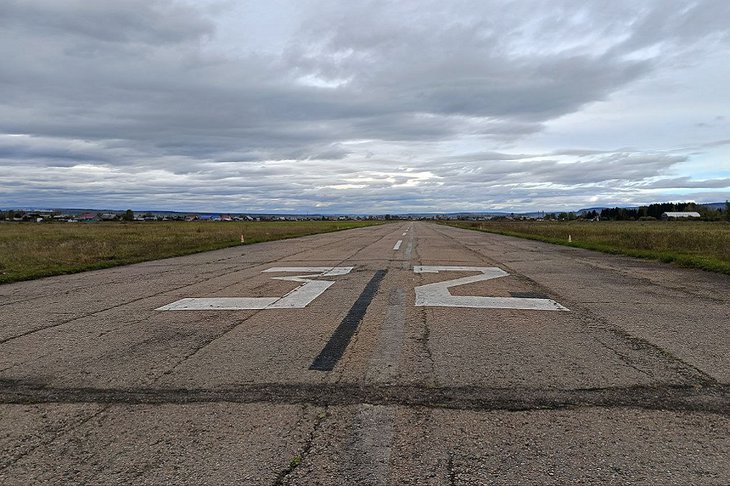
[1, 221, 729, 484]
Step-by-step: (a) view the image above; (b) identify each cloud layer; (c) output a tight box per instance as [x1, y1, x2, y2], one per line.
[1, 0, 729, 212]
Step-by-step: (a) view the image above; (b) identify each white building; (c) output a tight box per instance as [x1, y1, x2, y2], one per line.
[661, 211, 701, 220]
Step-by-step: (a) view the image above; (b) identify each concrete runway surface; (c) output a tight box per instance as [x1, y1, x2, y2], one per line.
[1, 222, 729, 484]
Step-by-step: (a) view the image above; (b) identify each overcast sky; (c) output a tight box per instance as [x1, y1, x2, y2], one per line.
[1, 0, 729, 213]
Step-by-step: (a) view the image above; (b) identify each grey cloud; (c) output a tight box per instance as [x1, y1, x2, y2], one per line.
[0, 0, 702, 153]
[639, 177, 730, 189]
[528, 153, 689, 185]
[0, 0, 213, 45]
[1, 0, 729, 212]
[443, 152, 534, 162]
[290, 3, 652, 123]
[701, 139, 730, 148]
[431, 151, 687, 186]
[611, 0, 730, 55]
[552, 149, 618, 157]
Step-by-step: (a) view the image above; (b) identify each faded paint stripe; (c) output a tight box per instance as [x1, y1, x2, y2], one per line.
[156, 297, 277, 311]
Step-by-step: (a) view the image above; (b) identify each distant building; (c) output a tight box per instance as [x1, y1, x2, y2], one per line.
[661, 211, 701, 220]
[78, 212, 99, 222]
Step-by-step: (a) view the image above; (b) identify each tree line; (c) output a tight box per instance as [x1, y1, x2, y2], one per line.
[517, 201, 729, 222]
[599, 201, 729, 221]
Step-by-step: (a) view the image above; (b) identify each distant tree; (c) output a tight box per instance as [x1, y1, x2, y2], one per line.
[646, 203, 673, 219]
[697, 205, 721, 221]
[122, 209, 134, 221]
[726, 201, 730, 221]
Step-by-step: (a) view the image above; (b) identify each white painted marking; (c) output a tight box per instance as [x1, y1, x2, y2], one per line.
[393, 240, 402, 250]
[402, 232, 407, 236]
[267, 279, 334, 309]
[262, 266, 353, 275]
[157, 266, 353, 311]
[157, 297, 278, 311]
[321, 267, 354, 276]
[415, 265, 498, 274]
[414, 266, 568, 311]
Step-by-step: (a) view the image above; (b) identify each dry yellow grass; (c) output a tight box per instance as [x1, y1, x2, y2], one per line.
[441, 220, 730, 274]
[0, 220, 383, 283]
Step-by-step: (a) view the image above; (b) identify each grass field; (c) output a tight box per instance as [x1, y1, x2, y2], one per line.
[441, 220, 730, 275]
[0, 220, 383, 284]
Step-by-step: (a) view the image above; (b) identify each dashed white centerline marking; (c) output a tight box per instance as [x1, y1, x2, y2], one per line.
[393, 240, 403, 250]
[402, 232, 407, 236]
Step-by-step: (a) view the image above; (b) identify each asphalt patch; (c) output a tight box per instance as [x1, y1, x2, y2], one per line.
[309, 270, 388, 371]
[1, 380, 728, 415]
